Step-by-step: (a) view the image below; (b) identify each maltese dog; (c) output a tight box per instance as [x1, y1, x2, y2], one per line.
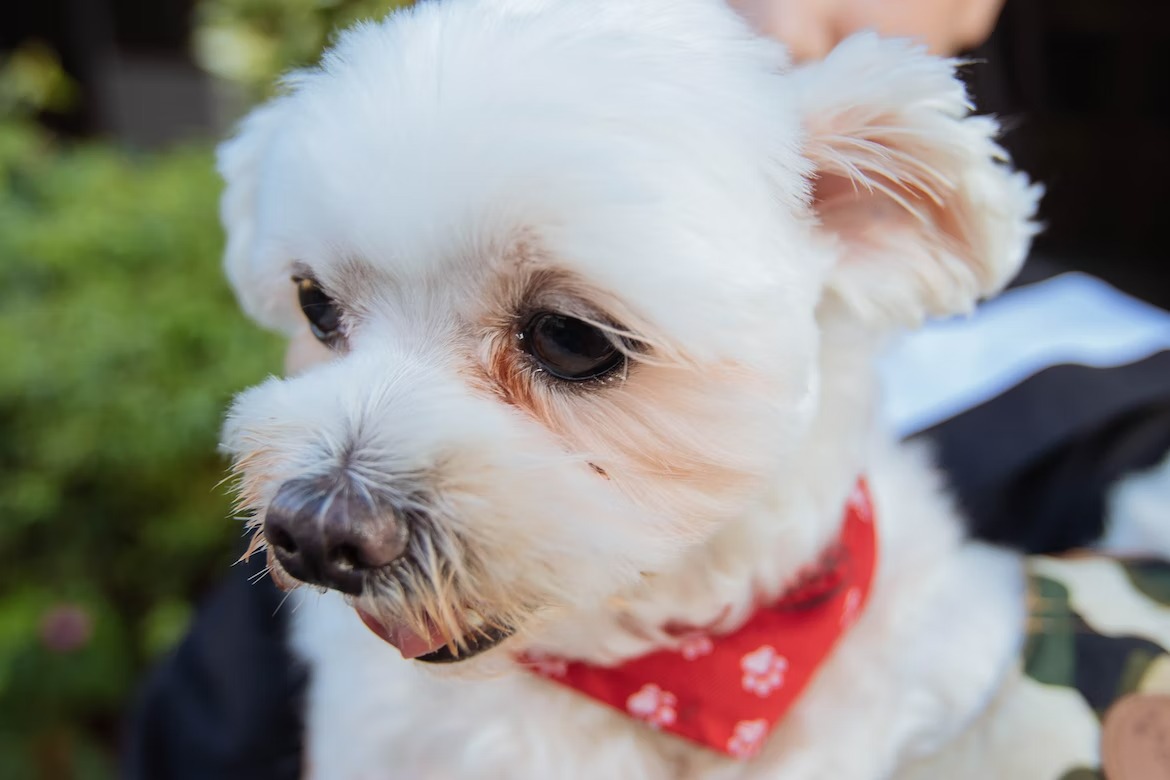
[211, 1, 1131, 778]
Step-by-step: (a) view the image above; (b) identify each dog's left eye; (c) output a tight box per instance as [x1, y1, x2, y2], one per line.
[521, 313, 624, 381]
[295, 276, 342, 344]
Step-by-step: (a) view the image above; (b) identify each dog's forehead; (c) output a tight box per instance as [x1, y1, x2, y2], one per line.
[251, 0, 818, 355]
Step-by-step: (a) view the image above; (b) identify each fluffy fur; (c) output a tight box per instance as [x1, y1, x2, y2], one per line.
[218, 0, 1054, 776]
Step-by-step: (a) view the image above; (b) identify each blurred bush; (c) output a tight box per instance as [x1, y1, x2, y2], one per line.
[0, 113, 282, 778]
[0, 43, 76, 120]
[194, 0, 414, 98]
[1, 3, 428, 775]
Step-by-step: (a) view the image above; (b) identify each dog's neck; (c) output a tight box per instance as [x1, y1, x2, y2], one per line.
[528, 311, 884, 664]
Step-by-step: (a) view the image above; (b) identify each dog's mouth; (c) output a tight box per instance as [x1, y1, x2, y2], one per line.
[356, 608, 516, 663]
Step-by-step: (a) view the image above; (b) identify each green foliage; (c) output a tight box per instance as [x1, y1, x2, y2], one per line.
[0, 43, 76, 119]
[0, 2, 421, 775]
[0, 120, 282, 777]
[194, 0, 415, 98]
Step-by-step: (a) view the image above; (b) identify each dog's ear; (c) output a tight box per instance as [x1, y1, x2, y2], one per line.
[217, 98, 301, 334]
[793, 34, 1041, 325]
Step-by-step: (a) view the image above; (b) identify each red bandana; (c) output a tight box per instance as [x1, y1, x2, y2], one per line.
[521, 479, 877, 759]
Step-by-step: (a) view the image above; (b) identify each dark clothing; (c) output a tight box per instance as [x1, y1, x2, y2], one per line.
[923, 357, 1170, 553]
[915, 259, 1170, 553]
[123, 554, 306, 780]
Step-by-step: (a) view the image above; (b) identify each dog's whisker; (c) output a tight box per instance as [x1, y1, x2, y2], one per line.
[248, 565, 274, 585]
[272, 588, 296, 618]
[289, 590, 318, 616]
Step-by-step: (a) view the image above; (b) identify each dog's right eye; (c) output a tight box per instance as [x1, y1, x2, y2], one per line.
[295, 276, 342, 344]
[520, 312, 625, 381]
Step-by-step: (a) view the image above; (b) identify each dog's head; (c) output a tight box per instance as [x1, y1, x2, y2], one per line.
[219, 0, 1037, 663]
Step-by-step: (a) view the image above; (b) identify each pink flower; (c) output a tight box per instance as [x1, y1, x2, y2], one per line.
[39, 604, 93, 654]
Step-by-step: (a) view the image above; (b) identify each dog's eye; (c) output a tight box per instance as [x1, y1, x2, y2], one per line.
[295, 277, 342, 343]
[521, 313, 624, 381]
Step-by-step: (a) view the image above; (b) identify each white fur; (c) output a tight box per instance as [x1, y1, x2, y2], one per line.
[218, 1, 1054, 777]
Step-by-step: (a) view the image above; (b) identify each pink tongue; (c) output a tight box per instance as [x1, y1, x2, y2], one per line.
[357, 609, 449, 659]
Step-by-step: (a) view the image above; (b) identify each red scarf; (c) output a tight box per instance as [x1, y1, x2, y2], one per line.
[522, 479, 877, 759]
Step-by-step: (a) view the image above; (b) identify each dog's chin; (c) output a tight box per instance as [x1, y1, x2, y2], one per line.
[414, 625, 516, 664]
[263, 555, 519, 662]
[355, 607, 518, 664]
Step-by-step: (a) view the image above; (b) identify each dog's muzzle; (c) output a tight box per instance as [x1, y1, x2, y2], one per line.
[263, 476, 408, 595]
[263, 475, 518, 662]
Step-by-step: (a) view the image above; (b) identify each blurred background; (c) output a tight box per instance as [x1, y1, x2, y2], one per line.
[0, 0, 1166, 778]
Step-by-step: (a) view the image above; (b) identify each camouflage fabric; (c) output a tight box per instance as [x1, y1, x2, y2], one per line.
[1025, 554, 1170, 779]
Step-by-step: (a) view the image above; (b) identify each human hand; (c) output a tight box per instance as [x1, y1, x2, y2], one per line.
[727, 0, 1006, 61]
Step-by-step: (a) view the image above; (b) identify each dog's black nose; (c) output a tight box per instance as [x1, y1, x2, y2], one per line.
[263, 477, 408, 595]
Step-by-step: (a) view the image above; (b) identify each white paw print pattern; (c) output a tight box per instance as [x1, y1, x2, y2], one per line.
[726, 718, 769, 758]
[678, 633, 713, 660]
[839, 586, 862, 628]
[525, 655, 568, 677]
[740, 645, 787, 697]
[626, 683, 678, 729]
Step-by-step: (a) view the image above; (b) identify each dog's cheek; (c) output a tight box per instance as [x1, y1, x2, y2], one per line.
[524, 363, 801, 544]
[432, 427, 682, 608]
[475, 334, 799, 518]
[601, 371, 794, 535]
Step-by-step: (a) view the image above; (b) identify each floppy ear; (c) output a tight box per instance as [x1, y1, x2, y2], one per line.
[217, 98, 302, 334]
[792, 33, 1041, 325]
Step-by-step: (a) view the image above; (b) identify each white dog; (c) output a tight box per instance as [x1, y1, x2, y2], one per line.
[215, 1, 1149, 777]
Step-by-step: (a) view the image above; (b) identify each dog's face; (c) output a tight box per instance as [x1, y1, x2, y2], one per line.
[220, 0, 1037, 663]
